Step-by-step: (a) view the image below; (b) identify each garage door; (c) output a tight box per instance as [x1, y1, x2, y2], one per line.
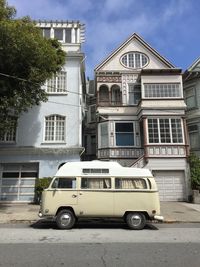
[153, 171, 186, 201]
[0, 163, 38, 202]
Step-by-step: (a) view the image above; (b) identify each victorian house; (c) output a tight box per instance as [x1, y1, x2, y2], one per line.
[183, 57, 200, 157]
[0, 21, 86, 202]
[92, 33, 190, 201]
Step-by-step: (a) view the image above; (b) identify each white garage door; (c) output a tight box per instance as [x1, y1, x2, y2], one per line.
[153, 170, 186, 201]
[0, 163, 38, 202]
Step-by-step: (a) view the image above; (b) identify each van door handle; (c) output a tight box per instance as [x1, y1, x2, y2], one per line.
[72, 194, 77, 198]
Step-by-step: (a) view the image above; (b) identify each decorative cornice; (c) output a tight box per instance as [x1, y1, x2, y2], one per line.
[0, 146, 84, 156]
[97, 76, 121, 83]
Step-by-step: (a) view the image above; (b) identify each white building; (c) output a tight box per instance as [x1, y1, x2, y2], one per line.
[93, 33, 190, 201]
[0, 21, 86, 202]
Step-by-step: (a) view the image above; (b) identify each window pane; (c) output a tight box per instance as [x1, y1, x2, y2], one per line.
[45, 115, 65, 142]
[116, 133, 134, 146]
[160, 119, 171, 143]
[144, 83, 181, 98]
[100, 123, 108, 147]
[81, 178, 111, 189]
[115, 178, 147, 189]
[54, 28, 63, 40]
[56, 178, 76, 189]
[115, 123, 134, 146]
[0, 117, 17, 142]
[129, 84, 141, 105]
[148, 119, 159, 143]
[189, 132, 199, 149]
[171, 119, 183, 143]
[65, 28, 71, 43]
[43, 28, 51, 38]
[116, 123, 133, 132]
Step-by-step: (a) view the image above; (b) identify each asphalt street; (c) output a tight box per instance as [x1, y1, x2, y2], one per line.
[0, 223, 200, 267]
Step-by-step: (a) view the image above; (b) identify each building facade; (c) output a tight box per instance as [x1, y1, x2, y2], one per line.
[0, 21, 86, 202]
[93, 33, 190, 201]
[183, 57, 200, 157]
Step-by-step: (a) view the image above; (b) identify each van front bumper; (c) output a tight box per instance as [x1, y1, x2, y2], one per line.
[153, 215, 164, 221]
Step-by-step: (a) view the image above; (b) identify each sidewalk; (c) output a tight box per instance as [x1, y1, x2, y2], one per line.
[0, 202, 200, 224]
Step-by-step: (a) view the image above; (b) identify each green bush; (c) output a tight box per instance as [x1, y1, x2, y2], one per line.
[34, 177, 52, 204]
[189, 153, 200, 190]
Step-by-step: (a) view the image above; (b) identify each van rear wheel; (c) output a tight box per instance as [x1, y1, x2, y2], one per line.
[56, 209, 76, 229]
[126, 212, 146, 230]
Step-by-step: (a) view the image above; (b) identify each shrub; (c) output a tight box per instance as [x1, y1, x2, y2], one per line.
[34, 177, 52, 204]
[189, 153, 200, 190]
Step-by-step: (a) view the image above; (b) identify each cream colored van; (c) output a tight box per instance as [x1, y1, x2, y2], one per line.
[38, 161, 163, 230]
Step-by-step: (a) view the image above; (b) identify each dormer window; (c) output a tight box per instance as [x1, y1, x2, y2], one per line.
[120, 52, 149, 69]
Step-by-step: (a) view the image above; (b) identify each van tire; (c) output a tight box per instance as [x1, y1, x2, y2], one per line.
[56, 209, 76, 229]
[126, 212, 146, 230]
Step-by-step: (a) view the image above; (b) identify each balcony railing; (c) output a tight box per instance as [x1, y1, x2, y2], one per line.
[98, 147, 144, 159]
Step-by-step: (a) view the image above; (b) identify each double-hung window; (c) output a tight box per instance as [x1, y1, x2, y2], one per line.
[184, 87, 196, 109]
[46, 71, 67, 93]
[188, 124, 199, 149]
[44, 115, 65, 142]
[99, 123, 108, 148]
[0, 117, 17, 143]
[115, 122, 134, 146]
[128, 84, 141, 105]
[54, 28, 72, 43]
[148, 118, 183, 144]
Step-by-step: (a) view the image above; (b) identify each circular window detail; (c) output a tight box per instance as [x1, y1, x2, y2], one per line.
[120, 52, 149, 69]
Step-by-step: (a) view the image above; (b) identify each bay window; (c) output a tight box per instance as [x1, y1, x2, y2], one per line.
[148, 118, 183, 144]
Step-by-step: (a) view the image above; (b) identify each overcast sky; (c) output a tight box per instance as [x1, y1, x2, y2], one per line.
[8, 0, 200, 79]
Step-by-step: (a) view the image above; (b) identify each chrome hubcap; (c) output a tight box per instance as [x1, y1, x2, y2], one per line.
[130, 214, 142, 227]
[60, 214, 71, 227]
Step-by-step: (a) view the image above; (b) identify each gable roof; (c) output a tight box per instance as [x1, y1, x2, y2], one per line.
[95, 33, 175, 71]
[187, 57, 200, 72]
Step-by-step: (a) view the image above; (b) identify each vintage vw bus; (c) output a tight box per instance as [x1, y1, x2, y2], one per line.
[38, 161, 163, 230]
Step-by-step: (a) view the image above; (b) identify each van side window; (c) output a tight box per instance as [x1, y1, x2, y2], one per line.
[115, 178, 147, 189]
[52, 178, 76, 189]
[81, 178, 111, 189]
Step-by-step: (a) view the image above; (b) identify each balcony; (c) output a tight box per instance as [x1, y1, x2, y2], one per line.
[145, 145, 187, 157]
[98, 147, 144, 159]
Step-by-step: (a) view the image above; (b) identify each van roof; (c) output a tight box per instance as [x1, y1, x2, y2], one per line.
[55, 161, 153, 177]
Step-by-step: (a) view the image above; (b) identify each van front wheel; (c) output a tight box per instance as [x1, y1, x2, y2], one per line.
[56, 209, 76, 229]
[126, 212, 146, 230]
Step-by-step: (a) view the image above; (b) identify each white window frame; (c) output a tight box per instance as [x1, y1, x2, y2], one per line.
[114, 121, 135, 147]
[44, 115, 66, 143]
[53, 28, 72, 43]
[44, 71, 67, 94]
[144, 83, 181, 98]
[121, 52, 149, 69]
[98, 122, 109, 148]
[128, 84, 141, 105]
[0, 117, 17, 143]
[147, 118, 184, 144]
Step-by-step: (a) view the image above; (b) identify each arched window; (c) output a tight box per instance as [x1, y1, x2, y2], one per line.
[111, 85, 121, 105]
[44, 115, 65, 142]
[99, 85, 109, 106]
